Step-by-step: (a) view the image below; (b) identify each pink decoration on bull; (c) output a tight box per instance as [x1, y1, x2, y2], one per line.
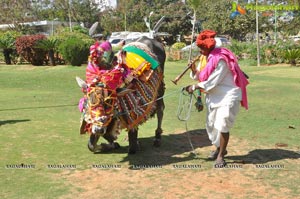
[99, 41, 112, 52]
[78, 97, 86, 112]
[97, 68, 124, 90]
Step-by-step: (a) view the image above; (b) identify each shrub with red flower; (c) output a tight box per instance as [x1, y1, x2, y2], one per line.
[15, 34, 47, 66]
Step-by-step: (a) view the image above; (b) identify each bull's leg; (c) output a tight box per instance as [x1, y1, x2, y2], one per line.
[128, 129, 139, 154]
[88, 133, 120, 153]
[154, 83, 165, 147]
[102, 132, 120, 151]
[88, 134, 101, 152]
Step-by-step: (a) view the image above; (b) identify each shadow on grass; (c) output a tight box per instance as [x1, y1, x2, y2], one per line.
[227, 149, 300, 164]
[98, 129, 212, 167]
[0, 104, 76, 112]
[0, 119, 31, 126]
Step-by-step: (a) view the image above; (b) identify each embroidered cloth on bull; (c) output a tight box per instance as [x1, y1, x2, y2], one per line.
[117, 67, 163, 130]
[122, 43, 159, 77]
[116, 43, 162, 129]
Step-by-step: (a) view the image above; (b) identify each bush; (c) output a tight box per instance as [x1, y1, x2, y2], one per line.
[228, 40, 256, 60]
[58, 37, 89, 66]
[260, 40, 299, 65]
[283, 49, 300, 66]
[53, 31, 93, 66]
[53, 31, 93, 47]
[228, 39, 300, 65]
[171, 42, 186, 50]
[15, 34, 47, 66]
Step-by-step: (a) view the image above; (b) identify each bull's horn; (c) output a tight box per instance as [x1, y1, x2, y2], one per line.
[76, 76, 87, 89]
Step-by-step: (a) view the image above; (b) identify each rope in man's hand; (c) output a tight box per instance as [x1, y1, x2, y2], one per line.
[176, 87, 199, 157]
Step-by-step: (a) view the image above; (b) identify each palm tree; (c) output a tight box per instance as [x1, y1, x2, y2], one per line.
[0, 34, 17, 65]
[283, 49, 300, 66]
[35, 38, 58, 66]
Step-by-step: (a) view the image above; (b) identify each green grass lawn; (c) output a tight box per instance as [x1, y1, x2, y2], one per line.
[0, 62, 299, 198]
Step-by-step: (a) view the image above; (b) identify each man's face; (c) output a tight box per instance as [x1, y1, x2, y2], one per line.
[200, 47, 211, 56]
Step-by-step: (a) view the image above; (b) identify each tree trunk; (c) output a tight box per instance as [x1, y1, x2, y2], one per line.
[291, 59, 296, 66]
[3, 49, 12, 65]
[48, 50, 56, 66]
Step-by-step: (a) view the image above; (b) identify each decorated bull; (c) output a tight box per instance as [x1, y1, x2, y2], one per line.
[77, 36, 165, 154]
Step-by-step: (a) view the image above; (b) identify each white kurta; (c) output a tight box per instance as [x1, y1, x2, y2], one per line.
[197, 59, 242, 147]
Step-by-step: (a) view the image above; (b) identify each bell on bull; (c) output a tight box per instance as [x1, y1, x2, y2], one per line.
[76, 36, 166, 154]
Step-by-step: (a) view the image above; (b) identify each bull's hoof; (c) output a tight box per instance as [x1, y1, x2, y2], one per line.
[88, 141, 120, 153]
[128, 141, 140, 154]
[113, 142, 120, 149]
[153, 138, 161, 147]
[100, 143, 114, 152]
[128, 148, 137, 154]
[88, 140, 95, 152]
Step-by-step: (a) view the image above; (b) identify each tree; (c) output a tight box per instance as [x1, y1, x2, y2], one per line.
[0, 0, 37, 33]
[99, 0, 192, 43]
[194, 0, 261, 40]
[157, 1, 192, 41]
[0, 38, 14, 64]
[0, 31, 21, 64]
[32, 0, 100, 29]
[6, 0, 298, 46]
[68, 0, 100, 28]
[35, 37, 59, 66]
[282, 15, 300, 36]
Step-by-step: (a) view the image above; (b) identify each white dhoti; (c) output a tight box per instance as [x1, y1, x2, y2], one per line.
[196, 59, 242, 147]
[206, 101, 240, 147]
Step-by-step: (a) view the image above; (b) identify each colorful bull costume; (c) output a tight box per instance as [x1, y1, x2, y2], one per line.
[77, 37, 165, 154]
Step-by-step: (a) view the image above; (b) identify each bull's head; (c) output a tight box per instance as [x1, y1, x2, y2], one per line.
[76, 74, 133, 152]
[76, 76, 120, 134]
[87, 85, 117, 135]
[76, 76, 119, 152]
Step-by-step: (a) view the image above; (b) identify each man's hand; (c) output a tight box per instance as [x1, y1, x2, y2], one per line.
[190, 62, 196, 74]
[185, 84, 204, 94]
[185, 84, 196, 93]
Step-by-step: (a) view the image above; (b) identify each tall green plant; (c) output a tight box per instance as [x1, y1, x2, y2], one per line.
[35, 38, 59, 66]
[58, 37, 89, 66]
[283, 49, 300, 66]
[0, 39, 14, 65]
[0, 31, 21, 64]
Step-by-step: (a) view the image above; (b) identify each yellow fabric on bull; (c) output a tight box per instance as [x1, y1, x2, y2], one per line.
[125, 52, 151, 76]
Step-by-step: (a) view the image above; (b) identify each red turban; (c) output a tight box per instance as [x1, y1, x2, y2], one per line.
[196, 30, 217, 50]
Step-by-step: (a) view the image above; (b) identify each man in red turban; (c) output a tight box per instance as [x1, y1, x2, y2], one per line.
[187, 30, 249, 168]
